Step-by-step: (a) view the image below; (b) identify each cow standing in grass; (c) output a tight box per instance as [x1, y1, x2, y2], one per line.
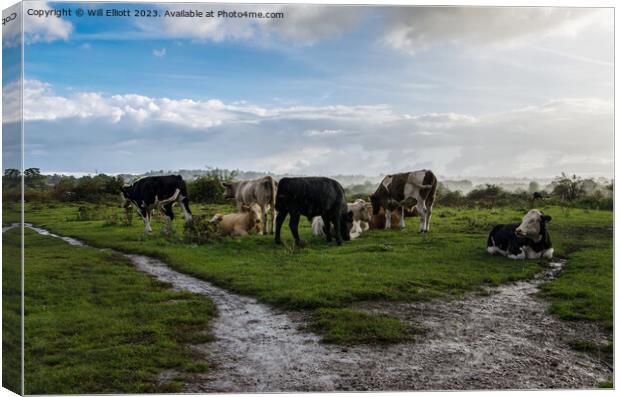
[370, 170, 437, 233]
[223, 176, 277, 235]
[121, 175, 192, 233]
[275, 177, 351, 246]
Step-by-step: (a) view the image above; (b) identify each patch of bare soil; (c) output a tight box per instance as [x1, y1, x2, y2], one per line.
[22, 225, 612, 392]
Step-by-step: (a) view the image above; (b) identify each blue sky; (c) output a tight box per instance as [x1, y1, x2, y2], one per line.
[2, 2, 614, 177]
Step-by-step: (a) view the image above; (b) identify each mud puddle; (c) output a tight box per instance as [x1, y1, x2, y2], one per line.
[16, 224, 613, 391]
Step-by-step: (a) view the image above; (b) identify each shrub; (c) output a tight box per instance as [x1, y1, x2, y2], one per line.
[183, 215, 219, 245]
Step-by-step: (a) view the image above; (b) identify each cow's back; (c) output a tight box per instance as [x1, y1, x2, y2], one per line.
[276, 177, 346, 216]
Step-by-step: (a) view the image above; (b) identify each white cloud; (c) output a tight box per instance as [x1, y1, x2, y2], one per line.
[138, 4, 363, 46]
[3, 1, 73, 47]
[152, 48, 166, 58]
[19, 80, 613, 177]
[381, 7, 610, 55]
[24, 2, 73, 44]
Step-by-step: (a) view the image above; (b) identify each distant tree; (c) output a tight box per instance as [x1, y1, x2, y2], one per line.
[551, 173, 585, 202]
[24, 167, 46, 189]
[528, 181, 540, 194]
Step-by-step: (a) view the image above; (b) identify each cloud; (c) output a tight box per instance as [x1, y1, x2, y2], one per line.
[152, 48, 166, 57]
[381, 7, 610, 55]
[138, 4, 363, 46]
[18, 80, 613, 177]
[3, 1, 73, 47]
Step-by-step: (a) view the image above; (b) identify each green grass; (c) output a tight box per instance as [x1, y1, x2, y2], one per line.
[8, 227, 216, 394]
[309, 308, 424, 345]
[6, 202, 613, 346]
[3, 208, 22, 394]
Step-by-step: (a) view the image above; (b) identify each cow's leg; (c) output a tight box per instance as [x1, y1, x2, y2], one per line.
[322, 215, 332, 243]
[415, 198, 428, 233]
[140, 207, 152, 234]
[385, 208, 392, 229]
[162, 203, 174, 233]
[542, 248, 554, 259]
[179, 196, 192, 222]
[275, 210, 287, 244]
[399, 206, 406, 229]
[269, 206, 276, 235]
[425, 203, 433, 232]
[260, 205, 268, 236]
[288, 212, 302, 245]
[333, 214, 343, 245]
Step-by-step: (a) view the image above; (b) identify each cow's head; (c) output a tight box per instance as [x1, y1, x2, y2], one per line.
[241, 204, 262, 232]
[515, 209, 551, 240]
[222, 182, 237, 199]
[120, 186, 132, 208]
[351, 200, 371, 223]
[369, 193, 382, 215]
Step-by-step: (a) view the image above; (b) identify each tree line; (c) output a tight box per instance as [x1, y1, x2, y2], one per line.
[3, 168, 613, 210]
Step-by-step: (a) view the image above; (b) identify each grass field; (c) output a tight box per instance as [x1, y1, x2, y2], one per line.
[4, 227, 216, 394]
[6, 202, 613, 343]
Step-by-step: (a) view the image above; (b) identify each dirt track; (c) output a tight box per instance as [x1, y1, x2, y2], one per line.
[22, 225, 613, 392]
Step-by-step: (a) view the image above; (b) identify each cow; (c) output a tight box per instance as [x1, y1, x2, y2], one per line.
[369, 170, 437, 232]
[367, 205, 418, 230]
[487, 209, 553, 260]
[223, 176, 277, 235]
[211, 204, 262, 236]
[275, 177, 350, 246]
[311, 199, 371, 240]
[121, 175, 192, 233]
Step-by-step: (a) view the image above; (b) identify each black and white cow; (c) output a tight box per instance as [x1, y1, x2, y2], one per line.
[275, 177, 351, 246]
[369, 170, 437, 232]
[121, 175, 192, 233]
[487, 209, 553, 260]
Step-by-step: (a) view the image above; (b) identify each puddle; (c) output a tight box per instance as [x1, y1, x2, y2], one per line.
[12, 224, 613, 391]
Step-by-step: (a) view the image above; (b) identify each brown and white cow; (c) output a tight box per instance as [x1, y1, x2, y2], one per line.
[369, 170, 437, 233]
[223, 176, 277, 235]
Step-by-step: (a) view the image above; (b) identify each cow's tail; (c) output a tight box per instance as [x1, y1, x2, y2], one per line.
[265, 176, 277, 211]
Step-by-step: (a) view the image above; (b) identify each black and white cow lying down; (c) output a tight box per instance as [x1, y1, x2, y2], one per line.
[275, 177, 351, 246]
[487, 209, 553, 260]
[121, 175, 192, 233]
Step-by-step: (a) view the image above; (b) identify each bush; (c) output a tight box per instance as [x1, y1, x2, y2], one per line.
[187, 169, 237, 203]
[183, 215, 219, 245]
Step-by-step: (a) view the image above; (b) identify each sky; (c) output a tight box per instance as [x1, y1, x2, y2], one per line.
[2, 1, 614, 177]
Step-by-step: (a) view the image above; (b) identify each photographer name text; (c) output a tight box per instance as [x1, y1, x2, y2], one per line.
[26, 7, 284, 19]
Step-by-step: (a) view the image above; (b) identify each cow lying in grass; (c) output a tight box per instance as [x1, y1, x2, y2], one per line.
[312, 199, 371, 240]
[367, 205, 418, 230]
[487, 209, 554, 260]
[210, 204, 262, 237]
[223, 176, 277, 235]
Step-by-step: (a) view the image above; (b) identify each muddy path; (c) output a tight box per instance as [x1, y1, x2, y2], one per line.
[15, 224, 612, 391]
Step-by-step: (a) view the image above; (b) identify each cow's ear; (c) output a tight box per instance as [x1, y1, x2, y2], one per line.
[542, 214, 552, 223]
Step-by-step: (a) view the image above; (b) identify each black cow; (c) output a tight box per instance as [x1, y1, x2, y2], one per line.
[275, 177, 351, 246]
[487, 209, 553, 260]
[121, 175, 192, 233]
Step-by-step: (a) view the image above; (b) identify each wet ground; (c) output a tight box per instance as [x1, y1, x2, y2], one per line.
[18, 224, 613, 392]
